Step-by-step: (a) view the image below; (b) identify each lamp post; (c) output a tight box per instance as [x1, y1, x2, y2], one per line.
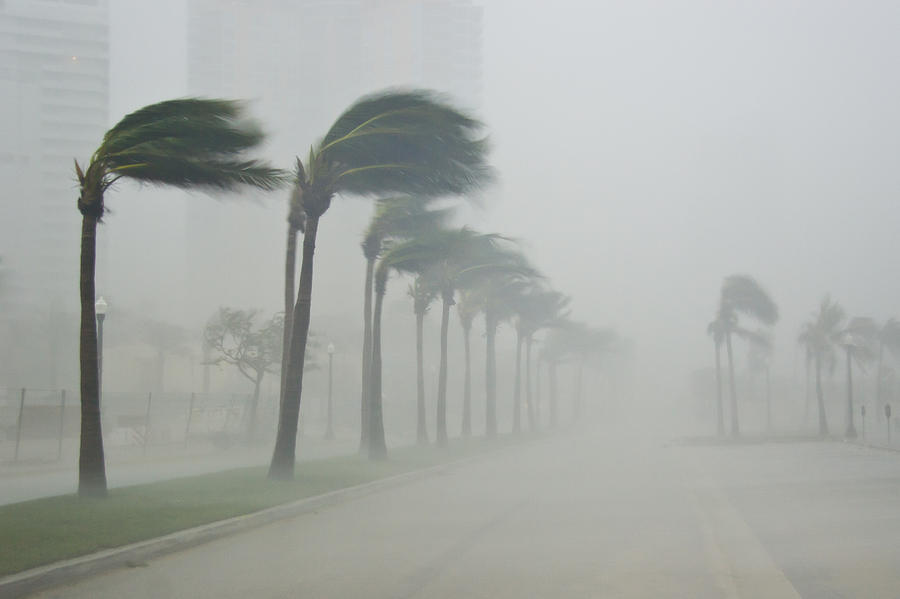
[95, 296, 108, 400]
[325, 343, 335, 440]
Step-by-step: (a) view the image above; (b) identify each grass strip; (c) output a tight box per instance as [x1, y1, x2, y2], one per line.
[0, 437, 512, 577]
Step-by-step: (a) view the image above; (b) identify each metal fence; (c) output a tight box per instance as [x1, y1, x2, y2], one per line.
[0, 388, 259, 464]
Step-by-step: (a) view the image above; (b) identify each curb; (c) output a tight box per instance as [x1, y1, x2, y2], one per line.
[0, 442, 523, 598]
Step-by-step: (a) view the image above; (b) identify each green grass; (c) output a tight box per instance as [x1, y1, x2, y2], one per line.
[0, 437, 512, 577]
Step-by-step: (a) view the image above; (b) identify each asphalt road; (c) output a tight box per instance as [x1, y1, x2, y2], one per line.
[27, 432, 900, 598]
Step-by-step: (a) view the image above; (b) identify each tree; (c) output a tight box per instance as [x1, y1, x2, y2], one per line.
[715, 275, 779, 436]
[204, 309, 283, 441]
[875, 319, 900, 421]
[456, 288, 481, 437]
[270, 90, 493, 479]
[746, 329, 773, 434]
[563, 321, 619, 419]
[75, 98, 283, 496]
[359, 197, 454, 451]
[373, 228, 509, 449]
[512, 287, 569, 433]
[707, 317, 727, 436]
[798, 296, 844, 436]
[837, 317, 877, 438]
[279, 169, 306, 413]
[409, 275, 439, 444]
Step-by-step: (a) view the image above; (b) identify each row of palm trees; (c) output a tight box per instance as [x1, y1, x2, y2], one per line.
[74, 90, 618, 497]
[707, 275, 900, 439]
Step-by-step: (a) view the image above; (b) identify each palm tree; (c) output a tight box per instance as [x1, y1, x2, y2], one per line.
[798, 296, 845, 436]
[75, 98, 283, 496]
[838, 317, 877, 438]
[715, 275, 779, 436]
[456, 288, 481, 437]
[374, 229, 511, 448]
[409, 275, 439, 444]
[280, 167, 305, 412]
[540, 328, 571, 428]
[359, 197, 454, 452]
[564, 321, 619, 419]
[270, 90, 493, 479]
[707, 317, 728, 436]
[875, 319, 900, 421]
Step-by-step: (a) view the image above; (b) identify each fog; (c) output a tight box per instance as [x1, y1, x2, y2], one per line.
[3, 0, 900, 596]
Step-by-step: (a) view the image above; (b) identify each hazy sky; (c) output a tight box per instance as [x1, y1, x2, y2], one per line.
[105, 0, 900, 397]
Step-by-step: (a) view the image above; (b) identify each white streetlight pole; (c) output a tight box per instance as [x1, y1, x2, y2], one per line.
[94, 296, 108, 400]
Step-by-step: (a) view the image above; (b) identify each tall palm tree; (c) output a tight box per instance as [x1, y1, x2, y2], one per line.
[564, 321, 618, 419]
[456, 288, 481, 437]
[875, 319, 900, 421]
[540, 328, 571, 428]
[707, 317, 727, 436]
[409, 275, 439, 444]
[270, 90, 493, 479]
[798, 296, 845, 436]
[280, 166, 305, 413]
[358, 197, 454, 452]
[375, 229, 511, 447]
[715, 275, 779, 436]
[838, 317, 877, 438]
[75, 98, 283, 496]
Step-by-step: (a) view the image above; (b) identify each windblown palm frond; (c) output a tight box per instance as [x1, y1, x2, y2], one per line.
[721, 275, 779, 326]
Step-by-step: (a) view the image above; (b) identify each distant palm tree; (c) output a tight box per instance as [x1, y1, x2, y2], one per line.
[75, 98, 284, 496]
[456, 288, 481, 437]
[706, 317, 727, 436]
[270, 90, 493, 479]
[838, 317, 877, 438]
[565, 321, 619, 418]
[875, 319, 900, 421]
[359, 197, 454, 452]
[798, 296, 845, 436]
[715, 275, 779, 436]
[409, 275, 439, 444]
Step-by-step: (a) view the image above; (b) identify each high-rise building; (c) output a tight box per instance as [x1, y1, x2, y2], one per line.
[182, 0, 484, 319]
[0, 0, 109, 315]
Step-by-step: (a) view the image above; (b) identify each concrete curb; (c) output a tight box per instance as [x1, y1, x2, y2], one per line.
[0, 442, 524, 598]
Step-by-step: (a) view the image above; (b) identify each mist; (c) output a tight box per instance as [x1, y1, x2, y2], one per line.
[2, 1, 900, 597]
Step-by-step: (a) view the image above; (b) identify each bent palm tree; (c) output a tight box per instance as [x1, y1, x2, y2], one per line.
[838, 317, 877, 438]
[456, 288, 481, 437]
[409, 275, 440, 444]
[359, 197, 454, 452]
[799, 296, 845, 436]
[707, 317, 727, 436]
[875, 319, 900, 421]
[75, 98, 284, 496]
[270, 90, 493, 478]
[716, 275, 779, 436]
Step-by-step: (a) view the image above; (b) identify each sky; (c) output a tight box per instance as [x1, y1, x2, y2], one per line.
[102, 0, 900, 402]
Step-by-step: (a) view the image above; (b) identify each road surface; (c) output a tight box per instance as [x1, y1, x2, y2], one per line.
[27, 432, 900, 598]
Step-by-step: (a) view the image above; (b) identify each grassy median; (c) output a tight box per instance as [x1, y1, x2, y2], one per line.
[0, 437, 512, 577]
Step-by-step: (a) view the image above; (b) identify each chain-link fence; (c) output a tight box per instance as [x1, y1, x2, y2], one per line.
[0, 388, 262, 463]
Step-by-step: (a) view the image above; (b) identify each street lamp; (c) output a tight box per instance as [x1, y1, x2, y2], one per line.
[95, 296, 108, 399]
[325, 342, 335, 440]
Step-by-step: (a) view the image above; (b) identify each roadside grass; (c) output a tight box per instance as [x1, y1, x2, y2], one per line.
[0, 436, 513, 577]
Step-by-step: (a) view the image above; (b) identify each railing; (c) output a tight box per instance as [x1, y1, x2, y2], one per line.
[0, 388, 261, 464]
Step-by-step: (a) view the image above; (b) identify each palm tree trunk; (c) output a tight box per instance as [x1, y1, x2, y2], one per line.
[359, 256, 375, 453]
[525, 335, 535, 433]
[845, 346, 857, 438]
[368, 278, 388, 460]
[78, 214, 107, 497]
[804, 355, 811, 427]
[714, 341, 724, 436]
[485, 311, 498, 437]
[268, 216, 319, 480]
[549, 362, 558, 427]
[436, 290, 451, 446]
[416, 308, 429, 445]
[461, 322, 472, 437]
[725, 331, 739, 436]
[512, 330, 523, 434]
[280, 224, 297, 406]
[815, 354, 828, 436]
